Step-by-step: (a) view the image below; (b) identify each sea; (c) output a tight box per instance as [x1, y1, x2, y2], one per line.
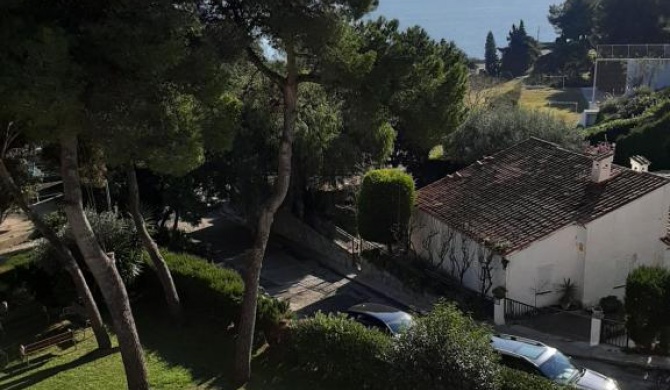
[371, 0, 560, 59]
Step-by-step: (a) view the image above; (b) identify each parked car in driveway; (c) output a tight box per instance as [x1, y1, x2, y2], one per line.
[491, 334, 619, 390]
[346, 303, 414, 335]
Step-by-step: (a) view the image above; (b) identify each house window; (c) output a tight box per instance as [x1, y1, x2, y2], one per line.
[535, 265, 554, 295]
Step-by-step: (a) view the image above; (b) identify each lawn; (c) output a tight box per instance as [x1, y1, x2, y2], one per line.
[0, 300, 329, 390]
[518, 86, 588, 125]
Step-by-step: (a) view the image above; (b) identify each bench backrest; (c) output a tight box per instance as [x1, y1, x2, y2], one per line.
[21, 330, 74, 354]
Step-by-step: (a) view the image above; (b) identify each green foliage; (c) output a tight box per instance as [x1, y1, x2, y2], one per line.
[599, 295, 624, 316]
[352, 18, 468, 158]
[596, 0, 668, 44]
[34, 211, 144, 286]
[85, 211, 144, 284]
[389, 301, 500, 390]
[587, 90, 670, 170]
[500, 366, 562, 390]
[485, 32, 500, 77]
[549, 0, 596, 42]
[357, 169, 416, 246]
[447, 106, 584, 164]
[286, 312, 392, 389]
[141, 251, 291, 337]
[0, 250, 73, 307]
[625, 266, 670, 350]
[499, 21, 540, 78]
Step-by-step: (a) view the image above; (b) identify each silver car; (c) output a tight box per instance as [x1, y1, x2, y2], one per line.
[346, 303, 414, 335]
[491, 334, 620, 390]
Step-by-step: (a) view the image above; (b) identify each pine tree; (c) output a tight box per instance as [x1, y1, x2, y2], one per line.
[484, 31, 499, 76]
[500, 20, 540, 77]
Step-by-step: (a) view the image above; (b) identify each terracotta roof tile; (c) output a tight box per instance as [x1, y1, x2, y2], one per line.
[416, 138, 670, 254]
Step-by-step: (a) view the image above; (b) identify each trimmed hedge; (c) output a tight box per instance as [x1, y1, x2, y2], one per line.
[357, 169, 415, 246]
[142, 251, 290, 338]
[286, 313, 392, 389]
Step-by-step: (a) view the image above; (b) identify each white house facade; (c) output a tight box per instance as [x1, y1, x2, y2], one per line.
[412, 138, 670, 308]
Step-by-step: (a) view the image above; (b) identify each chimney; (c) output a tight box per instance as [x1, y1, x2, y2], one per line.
[630, 155, 651, 172]
[584, 142, 615, 183]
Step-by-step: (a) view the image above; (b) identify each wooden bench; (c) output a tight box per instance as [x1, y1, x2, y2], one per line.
[19, 329, 76, 363]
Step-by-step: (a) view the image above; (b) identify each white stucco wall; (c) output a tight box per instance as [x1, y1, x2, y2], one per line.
[411, 211, 505, 296]
[582, 184, 670, 305]
[626, 59, 670, 91]
[413, 181, 670, 308]
[505, 225, 585, 308]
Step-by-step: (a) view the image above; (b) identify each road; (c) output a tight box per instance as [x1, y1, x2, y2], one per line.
[187, 211, 669, 390]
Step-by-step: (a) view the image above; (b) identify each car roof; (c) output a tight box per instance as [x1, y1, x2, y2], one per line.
[347, 303, 413, 324]
[491, 334, 554, 364]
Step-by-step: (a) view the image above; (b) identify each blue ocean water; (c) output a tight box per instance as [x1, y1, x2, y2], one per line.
[371, 0, 560, 58]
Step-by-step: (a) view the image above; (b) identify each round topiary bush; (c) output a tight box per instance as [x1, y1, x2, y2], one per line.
[357, 169, 415, 248]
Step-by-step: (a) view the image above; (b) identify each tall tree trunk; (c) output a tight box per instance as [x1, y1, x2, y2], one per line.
[0, 158, 111, 350]
[60, 135, 148, 390]
[234, 44, 298, 385]
[127, 167, 182, 320]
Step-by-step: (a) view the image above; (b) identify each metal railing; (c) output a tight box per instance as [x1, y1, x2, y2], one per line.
[596, 44, 670, 60]
[504, 298, 540, 321]
[600, 318, 630, 348]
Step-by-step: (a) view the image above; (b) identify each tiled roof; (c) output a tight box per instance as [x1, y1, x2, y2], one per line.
[417, 138, 670, 255]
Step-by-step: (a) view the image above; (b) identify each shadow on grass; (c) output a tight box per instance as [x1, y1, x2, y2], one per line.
[0, 347, 118, 390]
[134, 302, 237, 389]
[133, 301, 333, 390]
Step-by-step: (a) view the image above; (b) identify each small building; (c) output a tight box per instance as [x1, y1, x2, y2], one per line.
[412, 138, 670, 308]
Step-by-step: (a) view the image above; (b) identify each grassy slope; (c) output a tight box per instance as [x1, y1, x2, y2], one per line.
[519, 86, 587, 125]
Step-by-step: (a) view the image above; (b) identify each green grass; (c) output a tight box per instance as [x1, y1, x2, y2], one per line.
[519, 86, 588, 125]
[0, 300, 332, 390]
[0, 250, 34, 274]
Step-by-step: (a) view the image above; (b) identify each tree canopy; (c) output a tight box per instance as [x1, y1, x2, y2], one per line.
[484, 32, 499, 77]
[500, 20, 540, 78]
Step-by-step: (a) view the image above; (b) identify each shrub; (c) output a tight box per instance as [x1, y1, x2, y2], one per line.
[34, 211, 144, 286]
[153, 227, 211, 258]
[143, 251, 291, 338]
[357, 169, 415, 247]
[599, 295, 624, 316]
[286, 312, 392, 389]
[389, 301, 500, 390]
[625, 266, 670, 350]
[446, 106, 584, 164]
[85, 211, 143, 284]
[499, 366, 562, 390]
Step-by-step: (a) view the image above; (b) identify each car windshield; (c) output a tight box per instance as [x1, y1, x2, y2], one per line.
[538, 351, 579, 384]
[387, 316, 414, 334]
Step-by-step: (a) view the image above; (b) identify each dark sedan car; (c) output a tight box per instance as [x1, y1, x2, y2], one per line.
[346, 303, 414, 335]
